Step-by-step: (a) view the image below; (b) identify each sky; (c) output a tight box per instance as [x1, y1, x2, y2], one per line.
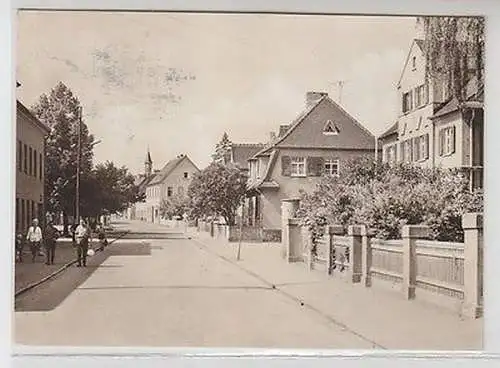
[16, 11, 419, 174]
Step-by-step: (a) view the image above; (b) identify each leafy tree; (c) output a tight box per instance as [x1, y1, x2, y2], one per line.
[31, 82, 96, 232]
[92, 161, 144, 216]
[187, 162, 247, 226]
[418, 16, 485, 101]
[160, 194, 189, 220]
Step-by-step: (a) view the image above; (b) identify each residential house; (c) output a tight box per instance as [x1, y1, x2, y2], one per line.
[215, 142, 266, 174]
[380, 38, 484, 189]
[15, 82, 51, 234]
[145, 154, 200, 223]
[246, 91, 378, 240]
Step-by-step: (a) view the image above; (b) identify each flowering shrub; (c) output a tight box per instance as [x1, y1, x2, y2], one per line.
[298, 158, 483, 242]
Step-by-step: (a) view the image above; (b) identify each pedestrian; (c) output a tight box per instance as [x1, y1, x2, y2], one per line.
[43, 218, 60, 265]
[97, 223, 108, 249]
[74, 219, 91, 267]
[15, 233, 24, 263]
[26, 218, 43, 263]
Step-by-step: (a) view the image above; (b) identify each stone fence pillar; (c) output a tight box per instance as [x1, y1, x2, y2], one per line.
[360, 226, 372, 287]
[281, 199, 300, 260]
[347, 225, 365, 283]
[402, 225, 429, 300]
[283, 218, 302, 262]
[462, 213, 483, 319]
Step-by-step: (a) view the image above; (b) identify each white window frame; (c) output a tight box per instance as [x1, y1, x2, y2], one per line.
[443, 127, 454, 156]
[290, 157, 306, 177]
[324, 159, 339, 177]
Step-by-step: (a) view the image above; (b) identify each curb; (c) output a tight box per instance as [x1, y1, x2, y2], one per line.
[14, 231, 129, 298]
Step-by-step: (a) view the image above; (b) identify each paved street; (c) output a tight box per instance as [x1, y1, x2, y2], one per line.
[14, 220, 482, 350]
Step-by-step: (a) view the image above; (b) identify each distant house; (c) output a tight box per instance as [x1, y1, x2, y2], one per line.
[145, 154, 200, 223]
[246, 91, 378, 240]
[216, 142, 266, 174]
[15, 92, 51, 233]
[380, 38, 484, 190]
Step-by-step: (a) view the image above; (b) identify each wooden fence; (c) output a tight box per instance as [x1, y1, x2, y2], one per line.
[282, 213, 483, 319]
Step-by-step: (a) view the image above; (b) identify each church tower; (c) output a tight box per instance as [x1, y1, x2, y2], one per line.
[145, 147, 153, 177]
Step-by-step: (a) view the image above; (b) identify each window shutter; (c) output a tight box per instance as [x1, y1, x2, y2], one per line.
[306, 157, 324, 177]
[409, 90, 413, 110]
[400, 142, 405, 162]
[438, 130, 444, 156]
[424, 134, 430, 159]
[451, 126, 456, 154]
[281, 155, 291, 176]
[425, 83, 429, 104]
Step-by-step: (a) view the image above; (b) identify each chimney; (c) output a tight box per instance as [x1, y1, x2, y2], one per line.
[279, 124, 290, 137]
[269, 131, 276, 142]
[306, 91, 328, 107]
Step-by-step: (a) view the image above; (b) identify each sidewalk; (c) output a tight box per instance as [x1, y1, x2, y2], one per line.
[191, 231, 483, 351]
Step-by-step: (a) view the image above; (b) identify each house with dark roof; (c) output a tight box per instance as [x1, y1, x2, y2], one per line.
[215, 141, 266, 174]
[144, 154, 200, 223]
[245, 91, 378, 239]
[379, 38, 484, 189]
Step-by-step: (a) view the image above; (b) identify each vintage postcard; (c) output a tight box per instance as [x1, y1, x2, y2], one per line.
[14, 10, 484, 351]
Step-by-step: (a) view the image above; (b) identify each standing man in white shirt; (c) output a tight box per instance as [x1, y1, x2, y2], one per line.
[26, 218, 43, 263]
[75, 219, 91, 267]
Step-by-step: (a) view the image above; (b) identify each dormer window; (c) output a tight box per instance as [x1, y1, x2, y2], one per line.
[323, 120, 339, 136]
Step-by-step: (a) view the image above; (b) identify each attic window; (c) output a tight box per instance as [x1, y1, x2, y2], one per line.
[412, 56, 416, 70]
[323, 120, 339, 136]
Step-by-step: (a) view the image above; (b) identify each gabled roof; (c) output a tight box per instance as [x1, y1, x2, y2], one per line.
[397, 38, 426, 88]
[147, 155, 199, 186]
[231, 143, 265, 169]
[247, 149, 280, 191]
[379, 122, 398, 139]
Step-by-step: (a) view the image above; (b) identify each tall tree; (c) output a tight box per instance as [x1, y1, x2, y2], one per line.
[187, 162, 247, 226]
[418, 16, 485, 101]
[31, 82, 97, 232]
[212, 132, 232, 164]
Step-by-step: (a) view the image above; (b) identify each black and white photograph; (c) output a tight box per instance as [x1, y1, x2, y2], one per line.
[13, 10, 484, 351]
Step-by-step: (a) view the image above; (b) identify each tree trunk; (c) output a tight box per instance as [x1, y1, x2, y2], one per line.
[63, 211, 69, 236]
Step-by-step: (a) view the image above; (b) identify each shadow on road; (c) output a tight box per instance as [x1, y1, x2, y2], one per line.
[15, 241, 152, 312]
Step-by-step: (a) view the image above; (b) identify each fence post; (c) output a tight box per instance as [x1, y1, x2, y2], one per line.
[359, 226, 371, 287]
[281, 199, 300, 260]
[347, 225, 363, 283]
[327, 225, 345, 275]
[462, 213, 483, 319]
[402, 225, 429, 300]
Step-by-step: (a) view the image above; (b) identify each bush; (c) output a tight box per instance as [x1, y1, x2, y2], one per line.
[297, 158, 483, 242]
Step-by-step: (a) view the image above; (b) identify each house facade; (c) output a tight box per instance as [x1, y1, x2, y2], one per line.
[145, 154, 200, 223]
[380, 39, 484, 189]
[15, 98, 50, 234]
[246, 92, 378, 239]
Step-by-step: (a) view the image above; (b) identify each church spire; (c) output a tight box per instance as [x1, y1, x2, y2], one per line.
[144, 146, 153, 177]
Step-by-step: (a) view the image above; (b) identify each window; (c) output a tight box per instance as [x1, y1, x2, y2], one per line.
[23, 144, 27, 174]
[34, 150, 37, 178]
[439, 126, 456, 156]
[167, 187, 173, 197]
[419, 134, 429, 161]
[401, 140, 412, 163]
[412, 56, 416, 70]
[324, 159, 339, 176]
[323, 120, 339, 136]
[183, 172, 188, 179]
[414, 85, 427, 108]
[402, 91, 413, 113]
[39, 153, 43, 180]
[17, 140, 22, 171]
[290, 157, 306, 177]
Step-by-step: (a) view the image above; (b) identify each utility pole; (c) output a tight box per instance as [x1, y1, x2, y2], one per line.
[76, 106, 82, 224]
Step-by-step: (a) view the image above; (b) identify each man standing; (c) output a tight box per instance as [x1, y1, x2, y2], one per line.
[44, 219, 60, 265]
[26, 218, 43, 263]
[75, 219, 91, 267]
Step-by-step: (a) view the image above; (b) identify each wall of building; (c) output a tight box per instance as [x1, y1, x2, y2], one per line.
[258, 147, 374, 230]
[15, 105, 47, 234]
[433, 111, 466, 169]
